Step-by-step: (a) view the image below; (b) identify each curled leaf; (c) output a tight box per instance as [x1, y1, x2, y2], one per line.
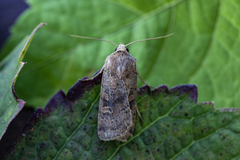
[0, 23, 46, 140]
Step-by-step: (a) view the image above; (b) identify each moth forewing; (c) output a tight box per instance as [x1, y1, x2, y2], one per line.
[72, 34, 173, 142]
[97, 44, 137, 141]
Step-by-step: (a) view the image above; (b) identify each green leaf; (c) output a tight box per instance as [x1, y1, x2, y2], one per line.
[0, 23, 46, 140]
[2, 0, 238, 109]
[4, 73, 240, 159]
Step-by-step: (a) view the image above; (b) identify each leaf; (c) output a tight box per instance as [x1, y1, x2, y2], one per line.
[4, 73, 240, 159]
[1, 0, 238, 109]
[0, 23, 46, 140]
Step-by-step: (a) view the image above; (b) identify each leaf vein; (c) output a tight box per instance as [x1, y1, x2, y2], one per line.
[52, 93, 100, 160]
[108, 89, 188, 159]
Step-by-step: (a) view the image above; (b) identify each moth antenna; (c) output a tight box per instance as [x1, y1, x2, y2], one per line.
[71, 35, 118, 47]
[125, 33, 173, 47]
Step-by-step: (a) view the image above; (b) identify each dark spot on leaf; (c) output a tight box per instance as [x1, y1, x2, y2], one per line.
[222, 117, 226, 123]
[157, 149, 160, 152]
[144, 104, 148, 109]
[201, 130, 203, 133]
[167, 125, 170, 127]
[220, 153, 222, 156]
[118, 156, 123, 160]
[40, 142, 45, 148]
[174, 123, 176, 126]
[161, 104, 164, 107]
[184, 113, 188, 116]
[96, 107, 99, 111]
[146, 149, 150, 154]
[222, 136, 225, 140]
[180, 106, 183, 109]
[84, 153, 87, 157]
[194, 152, 197, 155]
[83, 126, 87, 131]
[105, 148, 107, 150]
[89, 116, 92, 120]
[84, 145, 87, 148]
[82, 108, 86, 112]
[67, 126, 70, 129]
[97, 147, 103, 152]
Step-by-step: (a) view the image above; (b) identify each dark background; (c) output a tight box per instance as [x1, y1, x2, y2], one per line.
[0, 0, 28, 49]
[0, 0, 34, 159]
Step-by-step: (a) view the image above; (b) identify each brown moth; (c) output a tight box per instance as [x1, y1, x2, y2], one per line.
[72, 34, 172, 141]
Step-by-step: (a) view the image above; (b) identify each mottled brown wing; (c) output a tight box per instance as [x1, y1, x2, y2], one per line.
[116, 67, 137, 141]
[98, 67, 133, 141]
[97, 49, 138, 141]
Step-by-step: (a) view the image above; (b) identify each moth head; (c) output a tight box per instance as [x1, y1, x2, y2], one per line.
[114, 44, 129, 52]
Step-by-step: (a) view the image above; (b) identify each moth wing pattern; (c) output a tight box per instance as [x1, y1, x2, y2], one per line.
[98, 50, 137, 141]
[116, 66, 137, 141]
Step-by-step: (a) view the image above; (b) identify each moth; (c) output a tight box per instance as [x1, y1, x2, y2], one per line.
[72, 34, 172, 141]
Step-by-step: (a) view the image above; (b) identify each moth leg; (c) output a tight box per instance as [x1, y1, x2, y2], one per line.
[136, 107, 144, 122]
[136, 68, 154, 89]
[81, 64, 105, 81]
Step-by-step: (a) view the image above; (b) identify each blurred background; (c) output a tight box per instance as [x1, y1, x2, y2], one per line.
[1, 0, 240, 158]
[0, 0, 28, 49]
